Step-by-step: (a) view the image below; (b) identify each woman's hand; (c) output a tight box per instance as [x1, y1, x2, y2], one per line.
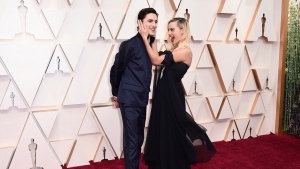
[138, 20, 148, 40]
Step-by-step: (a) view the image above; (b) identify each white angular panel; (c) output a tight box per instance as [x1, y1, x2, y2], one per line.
[182, 71, 203, 96]
[147, 0, 155, 7]
[197, 45, 214, 69]
[208, 17, 234, 41]
[228, 74, 240, 92]
[66, 0, 73, 5]
[1, 82, 27, 109]
[235, 118, 250, 139]
[210, 44, 244, 92]
[117, 0, 148, 39]
[95, 0, 103, 6]
[236, 49, 251, 92]
[188, 43, 204, 71]
[42, 9, 68, 38]
[227, 94, 242, 116]
[94, 106, 122, 160]
[250, 93, 265, 115]
[0, 0, 8, 13]
[224, 120, 240, 141]
[191, 75, 203, 95]
[50, 139, 76, 165]
[202, 62, 226, 89]
[206, 96, 224, 119]
[246, 114, 264, 138]
[92, 45, 115, 104]
[169, 0, 181, 10]
[260, 91, 273, 111]
[89, 12, 112, 40]
[0, 109, 28, 147]
[60, 44, 83, 71]
[0, 0, 22, 39]
[78, 108, 101, 135]
[33, 110, 58, 138]
[258, 115, 271, 136]
[175, 0, 219, 40]
[47, 0, 97, 42]
[0, 62, 7, 75]
[0, 77, 10, 106]
[194, 99, 214, 123]
[0, 146, 14, 169]
[63, 43, 112, 105]
[42, 0, 69, 7]
[32, 74, 72, 107]
[253, 39, 273, 68]
[10, 115, 61, 169]
[234, 92, 256, 119]
[227, 19, 244, 42]
[233, 0, 260, 40]
[210, 119, 231, 142]
[67, 134, 102, 167]
[246, 0, 277, 41]
[242, 70, 257, 91]
[254, 68, 269, 89]
[218, 0, 242, 14]
[46, 45, 72, 74]
[0, 44, 56, 106]
[230, 49, 246, 93]
[26, 1, 54, 39]
[0, 0, 9, 17]
[48, 106, 87, 140]
[186, 97, 203, 117]
[94, 136, 116, 160]
[245, 44, 259, 65]
[218, 97, 233, 119]
[101, 11, 124, 39]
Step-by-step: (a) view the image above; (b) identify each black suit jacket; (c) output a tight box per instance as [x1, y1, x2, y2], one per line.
[110, 33, 153, 107]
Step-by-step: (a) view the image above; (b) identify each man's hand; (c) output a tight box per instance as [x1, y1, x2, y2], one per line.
[114, 101, 120, 108]
[112, 96, 119, 108]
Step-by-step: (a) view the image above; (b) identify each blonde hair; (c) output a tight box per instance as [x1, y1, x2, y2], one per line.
[167, 17, 191, 51]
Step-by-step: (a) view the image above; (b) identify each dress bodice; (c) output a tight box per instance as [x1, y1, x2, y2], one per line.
[170, 62, 189, 82]
[159, 50, 189, 82]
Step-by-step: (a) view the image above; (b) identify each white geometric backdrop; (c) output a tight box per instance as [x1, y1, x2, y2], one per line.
[0, 0, 283, 168]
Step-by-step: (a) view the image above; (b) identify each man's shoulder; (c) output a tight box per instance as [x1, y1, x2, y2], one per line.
[119, 39, 130, 50]
[121, 37, 135, 45]
[127, 34, 139, 43]
[119, 34, 139, 49]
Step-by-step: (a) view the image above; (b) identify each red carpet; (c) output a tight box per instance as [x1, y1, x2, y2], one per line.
[69, 134, 300, 169]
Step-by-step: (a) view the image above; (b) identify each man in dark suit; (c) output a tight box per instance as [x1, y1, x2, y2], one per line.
[110, 8, 158, 169]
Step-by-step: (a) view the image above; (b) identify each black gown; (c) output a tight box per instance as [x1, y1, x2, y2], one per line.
[144, 51, 216, 169]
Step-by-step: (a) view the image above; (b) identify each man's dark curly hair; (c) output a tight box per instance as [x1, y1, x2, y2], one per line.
[137, 8, 158, 20]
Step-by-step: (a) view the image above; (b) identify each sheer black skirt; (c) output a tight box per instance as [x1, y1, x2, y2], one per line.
[144, 51, 216, 169]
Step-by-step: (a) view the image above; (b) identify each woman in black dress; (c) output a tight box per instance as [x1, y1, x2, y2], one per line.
[138, 17, 216, 169]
